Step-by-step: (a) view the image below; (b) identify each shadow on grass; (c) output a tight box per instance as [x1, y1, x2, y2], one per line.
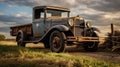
[0, 58, 70, 67]
[0, 45, 50, 52]
[0, 45, 51, 58]
[0, 45, 81, 67]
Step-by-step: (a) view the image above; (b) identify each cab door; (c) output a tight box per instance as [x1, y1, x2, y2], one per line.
[32, 19, 45, 37]
[32, 10, 45, 37]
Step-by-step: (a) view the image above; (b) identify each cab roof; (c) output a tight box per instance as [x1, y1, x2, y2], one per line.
[33, 6, 70, 12]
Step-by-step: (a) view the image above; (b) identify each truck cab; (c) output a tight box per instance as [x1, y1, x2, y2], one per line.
[32, 6, 70, 37]
[10, 6, 100, 53]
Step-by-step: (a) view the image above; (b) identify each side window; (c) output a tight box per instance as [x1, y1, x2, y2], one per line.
[34, 10, 40, 19]
[46, 13, 52, 18]
[34, 9, 44, 19]
[40, 12, 44, 18]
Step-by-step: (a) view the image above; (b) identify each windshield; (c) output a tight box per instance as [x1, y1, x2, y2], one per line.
[46, 10, 69, 18]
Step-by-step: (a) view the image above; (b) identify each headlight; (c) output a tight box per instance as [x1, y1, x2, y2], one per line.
[68, 19, 74, 26]
[86, 21, 92, 28]
[80, 17, 84, 20]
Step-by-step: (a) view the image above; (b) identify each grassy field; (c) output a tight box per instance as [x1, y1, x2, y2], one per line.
[0, 41, 120, 67]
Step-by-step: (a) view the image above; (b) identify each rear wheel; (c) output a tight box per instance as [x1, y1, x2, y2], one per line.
[16, 31, 26, 47]
[50, 30, 66, 53]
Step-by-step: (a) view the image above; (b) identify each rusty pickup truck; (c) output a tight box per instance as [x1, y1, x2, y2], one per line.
[10, 6, 100, 53]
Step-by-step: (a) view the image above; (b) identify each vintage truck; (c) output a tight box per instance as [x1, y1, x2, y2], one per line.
[10, 6, 100, 53]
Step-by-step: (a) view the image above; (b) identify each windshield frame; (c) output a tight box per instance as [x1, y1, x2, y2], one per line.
[46, 9, 70, 18]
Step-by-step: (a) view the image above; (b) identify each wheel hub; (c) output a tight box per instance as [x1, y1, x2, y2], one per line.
[52, 35, 61, 50]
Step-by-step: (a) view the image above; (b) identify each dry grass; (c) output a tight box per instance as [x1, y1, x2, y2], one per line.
[0, 41, 119, 67]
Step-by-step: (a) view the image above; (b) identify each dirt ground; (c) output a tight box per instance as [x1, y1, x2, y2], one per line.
[0, 41, 120, 65]
[66, 46, 120, 65]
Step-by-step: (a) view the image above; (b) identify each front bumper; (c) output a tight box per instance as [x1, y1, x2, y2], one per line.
[67, 36, 100, 42]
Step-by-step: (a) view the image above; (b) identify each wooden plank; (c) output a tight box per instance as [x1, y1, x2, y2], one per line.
[10, 23, 32, 36]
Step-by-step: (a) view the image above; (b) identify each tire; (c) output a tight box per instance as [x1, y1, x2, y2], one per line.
[16, 31, 26, 47]
[49, 30, 66, 53]
[83, 42, 98, 52]
[83, 30, 99, 52]
[43, 41, 50, 48]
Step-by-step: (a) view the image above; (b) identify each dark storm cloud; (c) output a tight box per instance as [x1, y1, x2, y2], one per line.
[1, 0, 120, 12]
[0, 0, 120, 26]
[1, 0, 119, 27]
[0, 13, 31, 25]
[0, 0, 120, 38]
[76, 0, 120, 12]
[0, 0, 76, 8]
[0, 0, 34, 7]
[78, 0, 120, 13]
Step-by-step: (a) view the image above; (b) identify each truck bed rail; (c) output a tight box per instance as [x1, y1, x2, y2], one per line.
[10, 23, 32, 36]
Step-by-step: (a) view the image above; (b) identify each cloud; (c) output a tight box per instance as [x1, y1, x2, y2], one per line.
[0, 12, 32, 38]
[94, 25, 111, 37]
[0, 32, 14, 39]
[0, 12, 32, 25]
[1, 0, 120, 12]
[0, 0, 120, 38]
[1, 0, 120, 25]
[0, 0, 77, 8]
[0, 22, 11, 27]
[0, 27, 9, 32]
[75, 0, 120, 12]
[65, 0, 76, 5]
[88, 0, 120, 12]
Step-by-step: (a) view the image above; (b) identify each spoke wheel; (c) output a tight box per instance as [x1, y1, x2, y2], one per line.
[84, 42, 98, 52]
[50, 30, 66, 53]
[83, 30, 99, 52]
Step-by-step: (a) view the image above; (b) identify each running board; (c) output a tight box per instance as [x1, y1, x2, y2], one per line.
[24, 38, 42, 43]
[67, 36, 100, 42]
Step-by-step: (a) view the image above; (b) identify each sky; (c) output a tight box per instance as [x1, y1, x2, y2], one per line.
[0, 0, 120, 38]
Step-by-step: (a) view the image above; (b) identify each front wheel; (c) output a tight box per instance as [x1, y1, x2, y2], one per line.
[49, 30, 66, 53]
[83, 42, 98, 52]
[82, 30, 99, 52]
[43, 41, 50, 48]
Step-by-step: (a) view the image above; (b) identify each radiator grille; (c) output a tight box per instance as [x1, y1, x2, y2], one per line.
[74, 19, 84, 36]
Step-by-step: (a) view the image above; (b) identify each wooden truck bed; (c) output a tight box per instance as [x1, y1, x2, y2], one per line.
[10, 23, 32, 36]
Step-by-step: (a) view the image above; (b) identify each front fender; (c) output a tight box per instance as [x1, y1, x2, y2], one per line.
[91, 27, 100, 37]
[82, 27, 100, 37]
[50, 25, 69, 32]
[38, 25, 69, 42]
[91, 27, 100, 33]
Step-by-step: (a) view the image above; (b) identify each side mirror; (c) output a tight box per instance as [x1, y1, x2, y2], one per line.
[86, 21, 92, 28]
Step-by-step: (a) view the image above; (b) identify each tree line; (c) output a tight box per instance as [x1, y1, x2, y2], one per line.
[0, 34, 5, 40]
